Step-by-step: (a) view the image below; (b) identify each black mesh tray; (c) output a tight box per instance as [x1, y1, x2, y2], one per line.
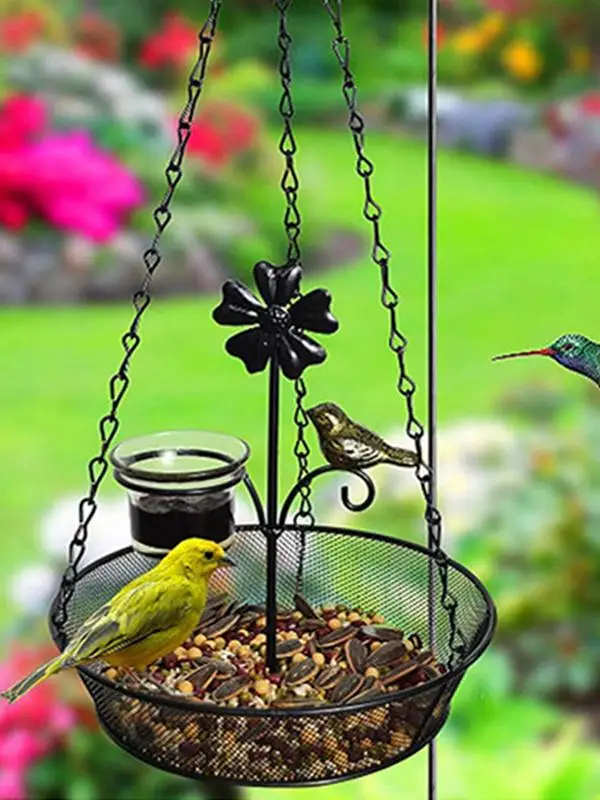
[49, 524, 495, 787]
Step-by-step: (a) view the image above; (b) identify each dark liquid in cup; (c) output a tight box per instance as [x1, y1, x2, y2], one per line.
[130, 494, 234, 551]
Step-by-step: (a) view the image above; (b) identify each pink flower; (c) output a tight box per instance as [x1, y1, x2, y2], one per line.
[47, 705, 76, 735]
[0, 730, 46, 770]
[0, 95, 46, 145]
[0, 95, 145, 241]
[0, 768, 26, 800]
[25, 132, 145, 242]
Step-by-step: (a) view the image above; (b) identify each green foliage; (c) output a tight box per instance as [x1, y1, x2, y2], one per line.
[457, 382, 600, 701]
[28, 725, 204, 800]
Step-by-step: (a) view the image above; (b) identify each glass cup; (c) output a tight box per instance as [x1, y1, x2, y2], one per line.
[110, 430, 250, 556]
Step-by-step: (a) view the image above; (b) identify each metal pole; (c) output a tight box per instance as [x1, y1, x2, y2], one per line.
[426, 0, 438, 797]
[266, 355, 280, 673]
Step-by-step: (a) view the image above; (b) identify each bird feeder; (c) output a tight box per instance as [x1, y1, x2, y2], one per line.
[48, 0, 495, 791]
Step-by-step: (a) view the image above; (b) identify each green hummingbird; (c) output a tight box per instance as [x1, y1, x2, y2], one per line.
[493, 333, 600, 386]
[307, 402, 419, 470]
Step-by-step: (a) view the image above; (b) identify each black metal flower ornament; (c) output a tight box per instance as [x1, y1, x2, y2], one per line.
[213, 261, 339, 380]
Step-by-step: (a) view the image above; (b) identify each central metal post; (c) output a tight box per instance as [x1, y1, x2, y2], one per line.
[427, 0, 439, 797]
[266, 355, 280, 673]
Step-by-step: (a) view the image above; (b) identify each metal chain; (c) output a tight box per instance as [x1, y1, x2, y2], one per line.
[274, 0, 315, 593]
[275, 0, 301, 268]
[321, 0, 467, 665]
[51, 0, 222, 638]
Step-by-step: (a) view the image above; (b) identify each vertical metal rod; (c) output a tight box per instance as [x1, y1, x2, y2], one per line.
[426, 0, 438, 798]
[266, 355, 280, 673]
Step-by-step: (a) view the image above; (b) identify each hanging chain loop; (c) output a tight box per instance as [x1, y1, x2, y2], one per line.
[274, 0, 315, 592]
[321, 0, 467, 664]
[51, 0, 222, 639]
[275, 0, 302, 268]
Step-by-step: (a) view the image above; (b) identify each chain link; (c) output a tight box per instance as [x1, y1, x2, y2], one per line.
[321, 0, 467, 665]
[274, 0, 315, 592]
[51, 0, 222, 639]
[275, 0, 302, 268]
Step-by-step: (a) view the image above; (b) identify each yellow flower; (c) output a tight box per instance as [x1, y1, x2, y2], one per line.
[452, 26, 487, 56]
[501, 39, 543, 82]
[479, 12, 505, 45]
[569, 45, 591, 73]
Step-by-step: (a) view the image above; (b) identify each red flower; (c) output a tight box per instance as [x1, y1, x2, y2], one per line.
[422, 21, 447, 49]
[0, 10, 45, 53]
[481, 0, 535, 15]
[580, 92, 600, 116]
[139, 12, 198, 71]
[187, 101, 260, 168]
[75, 13, 121, 62]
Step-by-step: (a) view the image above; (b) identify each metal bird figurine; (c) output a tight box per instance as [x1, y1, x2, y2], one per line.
[307, 402, 419, 470]
[493, 333, 600, 387]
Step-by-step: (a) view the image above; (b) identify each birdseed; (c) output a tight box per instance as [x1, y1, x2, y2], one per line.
[102, 593, 445, 712]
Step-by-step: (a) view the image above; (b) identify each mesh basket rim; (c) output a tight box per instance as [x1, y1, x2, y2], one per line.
[49, 524, 496, 719]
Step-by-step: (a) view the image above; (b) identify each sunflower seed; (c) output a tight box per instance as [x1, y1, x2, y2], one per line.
[421, 664, 440, 680]
[350, 685, 386, 704]
[246, 604, 266, 614]
[294, 593, 321, 620]
[205, 592, 230, 610]
[276, 639, 304, 658]
[238, 611, 260, 627]
[286, 658, 319, 687]
[366, 640, 407, 668]
[197, 609, 219, 628]
[224, 600, 242, 617]
[345, 638, 367, 673]
[273, 697, 325, 709]
[276, 607, 294, 620]
[330, 674, 365, 704]
[381, 653, 433, 686]
[308, 638, 317, 657]
[361, 625, 404, 642]
[408, 633, 423, 650]
[315, 665, 345, 690]
[187, 663, 218, 691]
[360, 675, 376, 692]
[300, 619, 324, 632]
[317, 626, 358, 648]
[201, 613, 240, 638]
[212, 675, 252, 702]
[203, 658, 236, 677]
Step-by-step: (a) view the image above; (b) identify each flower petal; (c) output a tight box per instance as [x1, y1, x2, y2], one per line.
[289, 289, 339, 334]
[213, 280, 263, 326]
[253, 261, 278, 305]
[277, 330, 326, 380]
[254, 261, 302, 307]
[225, 327, 271, 374]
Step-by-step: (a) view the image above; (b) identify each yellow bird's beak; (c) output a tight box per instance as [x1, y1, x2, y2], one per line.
[219, 554, 236, 567]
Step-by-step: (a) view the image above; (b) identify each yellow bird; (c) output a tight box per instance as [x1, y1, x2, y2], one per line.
[1, 538, 234, 703]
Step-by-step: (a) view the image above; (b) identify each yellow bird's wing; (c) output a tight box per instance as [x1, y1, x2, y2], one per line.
[63, 578, 196, 666]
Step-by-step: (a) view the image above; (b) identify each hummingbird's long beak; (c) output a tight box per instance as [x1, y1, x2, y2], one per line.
[492, 347, 556, 361]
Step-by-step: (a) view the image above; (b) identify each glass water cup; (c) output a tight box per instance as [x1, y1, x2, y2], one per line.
[110, 430, 250, 556]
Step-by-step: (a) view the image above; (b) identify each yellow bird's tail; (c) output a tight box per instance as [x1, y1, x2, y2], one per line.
[1, 654, 65, 703]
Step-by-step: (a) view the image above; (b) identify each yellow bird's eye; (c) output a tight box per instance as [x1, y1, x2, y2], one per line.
[204, 551, 214, 560]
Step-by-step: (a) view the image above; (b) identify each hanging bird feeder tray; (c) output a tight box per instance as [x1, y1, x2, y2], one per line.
[48, 0, 495, 789]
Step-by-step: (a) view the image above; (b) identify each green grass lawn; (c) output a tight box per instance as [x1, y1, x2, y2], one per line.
[1, 128, 599, 799]
[1, 127, 599, 614]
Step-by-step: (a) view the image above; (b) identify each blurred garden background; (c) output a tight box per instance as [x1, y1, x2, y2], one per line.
[1, 0, 600, 797]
